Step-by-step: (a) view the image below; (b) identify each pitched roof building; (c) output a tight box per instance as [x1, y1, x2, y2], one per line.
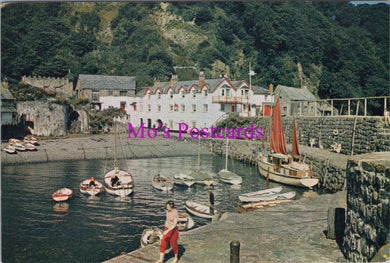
[274, 85, 317, 116]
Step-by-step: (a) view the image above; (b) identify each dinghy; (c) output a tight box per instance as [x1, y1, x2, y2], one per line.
[12, 143, 26, 151]
[185, 200, 216, 219]
[237, 199, 293, 213]
[140, 228, 171, 253]
[218, 136, 242, 185]
[177, 212, 195, 230]
[152, 174, 173, 191]
[240, 190, 295, 203]
[238, 186, 282, 202]
[24, 142, 37, 151]
[79, 178, 104, 196]
[4, 144, 16, 154]
[52, 187, 73, 202]
[173, 173, 196, 187]
[24, 135, 38, 145]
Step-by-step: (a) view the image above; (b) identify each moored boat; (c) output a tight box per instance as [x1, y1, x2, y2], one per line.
[189, 170, 214, 186]
[239, 190, 296, 203]
[140, 228, 171, 252]
[12, 143, 26, 151]
[103, 119, 134, 197]
[257, 98, 318, 189]
[177, 211, 195, 230]
[24, 135, 38, 145]
[79, 178, 104, 196]
[9, 138, 22, 144]
[237, 198, 293, 213]
[152, 174, 173, 191]
[52, 187, 73, 202]
[185, 200, 216, 219]
[218, 136, 242, 185]
[238, 186, 282, 202]
[24, 142, 37, 151]
[173, 173, 196, 187]
[4, 144, 16, 154]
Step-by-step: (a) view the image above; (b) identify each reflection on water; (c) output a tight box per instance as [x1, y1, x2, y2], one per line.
[2, 155, 307, 263]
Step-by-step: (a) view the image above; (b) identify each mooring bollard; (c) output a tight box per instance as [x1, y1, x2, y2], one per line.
[230, 240, 240, 263]
[327, 207, 345, 242]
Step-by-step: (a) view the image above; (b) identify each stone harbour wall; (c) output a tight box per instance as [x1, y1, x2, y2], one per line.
[342, 152, 390, 262]
[217, 115, 390, 156]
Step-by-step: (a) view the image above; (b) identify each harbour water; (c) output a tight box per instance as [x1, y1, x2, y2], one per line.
[2, 154, 304, 263]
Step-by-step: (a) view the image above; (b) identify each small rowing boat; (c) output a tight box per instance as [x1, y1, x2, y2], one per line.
[238, 186, 282, 202]
[173, 173, 196, 187]
[185, 200, 216, 219]
[24, 135, 38, 145]
[52, 187, 73, 202]
[79, 178, 104, 196]
[237, 199, 292, 213]
[152, 174, 173, 191]
[4, 144, 16, 154]
[177, 212, 195, 230]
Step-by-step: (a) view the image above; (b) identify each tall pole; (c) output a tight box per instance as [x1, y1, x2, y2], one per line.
[114, 118, 118, 172]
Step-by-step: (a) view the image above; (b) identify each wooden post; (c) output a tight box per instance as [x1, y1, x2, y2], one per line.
[364, 98, 367, 116]
[230, 240, 240, 263]
[331, 100, 334, 116]
[348, 100, 351, 116]
[327, 207, 345, 242]
[315, 101, 317, 117]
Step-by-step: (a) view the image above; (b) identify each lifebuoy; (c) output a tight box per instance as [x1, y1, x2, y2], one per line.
[333, 129, 339, 136]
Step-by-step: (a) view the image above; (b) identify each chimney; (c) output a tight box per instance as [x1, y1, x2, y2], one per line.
[269, 83, 274, 93]
[199, 71, 205, 88]
[170, 75, 178, 85]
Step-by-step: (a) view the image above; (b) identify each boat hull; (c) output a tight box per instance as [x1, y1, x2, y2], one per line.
[218, 169, 242, 185]
[79, 179, 104, 196]
[177, 212, 195, 230]
[237, 199, 293, 213]
[258, 159, 318, 188]
[104, 169, 134, 197]
[239, 191, 296, 202]
[152, 175, 173, 191]
[185, 201, 215, 219]
[173, 174, 196, 187]
[52, 187, 73, 202]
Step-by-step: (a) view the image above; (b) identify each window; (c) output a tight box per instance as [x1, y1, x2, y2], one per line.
[108, 90, 113, 96]
[191, 121, 196, 128]
[180, 104, 185, 112]
[180, 90, 185, 99]
[192, 104, 196, 112]
[265, 95, 268, 100]
[148, 105, 152, 112]
[147, 92, 151, 100]
[221, 104, 225, 111]
[120, 91, 127, 96]
[157, 92, 161, 99]
[222, 89, 225, 96]
[169, 91, 173, 99]
[169, 105, 174, 112]
[203, 104, 208, 112]
[92, 91, 99, 101]
[120, 101, 126, 111]
[203, 89, 208, 96]
[157, 105, 161, 112]
[191, 90, 196, 98]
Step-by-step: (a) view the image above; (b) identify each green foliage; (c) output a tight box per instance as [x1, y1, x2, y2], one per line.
[7, 81, 56, 101]
[88, 107, 126, 131]
[1, 1, 388, 101]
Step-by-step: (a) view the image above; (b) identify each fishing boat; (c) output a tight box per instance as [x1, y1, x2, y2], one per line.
[24, 135, 38, 145]
[152, 174, 173, 191]
[177, 211, 195, 230]
[218, 137, 242, 185]
[52, 187, 73, 202]
[257, 98, 318, 189]
[173, 173, 196, 187]
[4, 144, 16, 154]
[9, 138, 22, 144]
[103, 119, 134, 197]
[185, 200, 216, 219]
[238, 186, 283, 202]
[79, 178, 104, 196]
[239, 190, 296, 203]
[237, 198, 293, 213]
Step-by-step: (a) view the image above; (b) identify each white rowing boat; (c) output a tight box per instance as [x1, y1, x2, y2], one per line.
[177, 212, 195, 230]
[173, 173, 196, 187]
[237, 199, 293, 213]
[152, 174, 173, 191]
[238, 186, 282, 202]
[185, 200, 216, 219]
[52, 187, 73, 202]
[79, 178, 104, 196]
[240, 190, 295, 203]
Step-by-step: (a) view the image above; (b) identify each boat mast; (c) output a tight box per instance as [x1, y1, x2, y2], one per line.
[114, 118, 118, 172]
[197, 136, 200, 171]
[225, 136, 229, 170]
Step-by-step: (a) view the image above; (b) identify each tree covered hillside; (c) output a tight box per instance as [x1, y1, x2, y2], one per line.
[1, 2, 389, 100]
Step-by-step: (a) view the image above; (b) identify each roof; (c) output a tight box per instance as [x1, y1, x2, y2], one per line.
[1, 86, 15, 100]
[275, 85, 316, 101]
[252, 85, 270, 95]
[148, 78, 226, 94]
[78, 74, 136, 90]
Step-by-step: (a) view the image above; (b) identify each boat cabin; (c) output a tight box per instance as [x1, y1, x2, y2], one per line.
[268, 153, 311, 177]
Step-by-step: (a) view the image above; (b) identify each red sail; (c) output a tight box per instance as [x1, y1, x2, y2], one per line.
[292, 117, 300, 157]
[270, 98, 288, 155]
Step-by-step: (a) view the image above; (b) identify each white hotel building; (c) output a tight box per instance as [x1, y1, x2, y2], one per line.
[98, 72, 273, 130]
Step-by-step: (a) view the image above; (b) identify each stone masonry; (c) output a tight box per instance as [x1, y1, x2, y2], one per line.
[342, 152, 390, 262]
